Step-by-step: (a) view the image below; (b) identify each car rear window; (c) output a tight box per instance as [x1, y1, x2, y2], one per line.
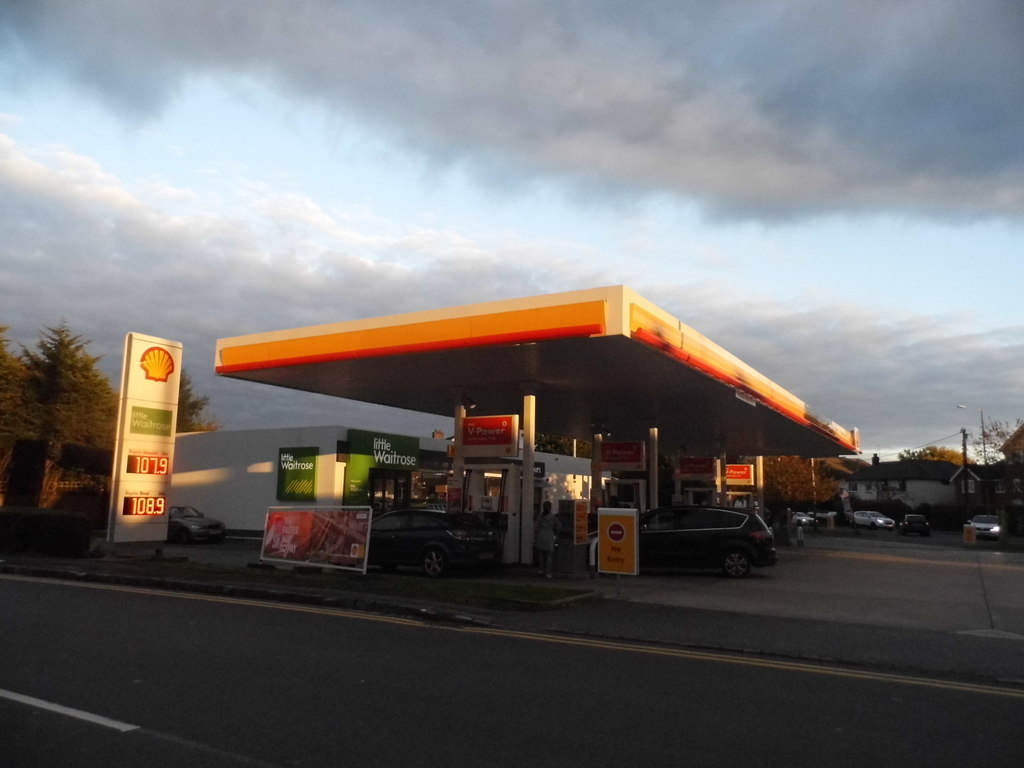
[644, 508, 747, 531]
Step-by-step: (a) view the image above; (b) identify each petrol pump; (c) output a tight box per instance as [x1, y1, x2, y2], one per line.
[461, 462, 525, 564]
[604, 478, 647, 512]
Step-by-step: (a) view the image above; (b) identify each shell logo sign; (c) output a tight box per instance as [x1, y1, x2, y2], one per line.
[107, 332, 182, 545]
[139, 346, 175, 382]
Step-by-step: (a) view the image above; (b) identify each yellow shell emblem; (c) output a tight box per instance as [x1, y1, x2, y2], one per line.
[139, 346, 175, 382]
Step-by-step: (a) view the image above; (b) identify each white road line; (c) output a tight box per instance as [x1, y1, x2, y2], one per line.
[0, 688, 140, 732]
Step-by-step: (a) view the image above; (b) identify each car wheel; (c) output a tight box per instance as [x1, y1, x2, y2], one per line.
[172, 527, 191, 545]
[421, 547, 448, 578]
[720, 550, 752, 578]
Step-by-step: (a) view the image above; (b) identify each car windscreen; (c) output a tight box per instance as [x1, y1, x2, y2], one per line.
[446, 513, 488, 528]
[973, 515, 998, 524]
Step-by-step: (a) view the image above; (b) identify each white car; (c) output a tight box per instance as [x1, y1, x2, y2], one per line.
[791, 511, 816, 526]
[968, 514, 1000, 540]
[852, 510, 895, 530]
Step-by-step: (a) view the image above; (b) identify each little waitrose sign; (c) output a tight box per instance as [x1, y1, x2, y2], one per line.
[461, 415, 520, 458]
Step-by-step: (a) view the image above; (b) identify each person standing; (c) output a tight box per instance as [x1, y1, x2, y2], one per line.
[535, 501, 561, 578]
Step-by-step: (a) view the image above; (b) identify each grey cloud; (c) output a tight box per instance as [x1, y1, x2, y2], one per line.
[649, 287, 1024, 456]
[3, 131, 1022, 451]
[3, 1, 1024, 219]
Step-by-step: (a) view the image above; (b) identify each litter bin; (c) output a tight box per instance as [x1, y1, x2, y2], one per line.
[963, 524, 976, 544]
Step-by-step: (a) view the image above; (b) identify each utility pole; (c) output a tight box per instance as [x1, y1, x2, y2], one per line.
[962, 427, 970, 520]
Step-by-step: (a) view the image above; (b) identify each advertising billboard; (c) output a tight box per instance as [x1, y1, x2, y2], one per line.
[261, 507, 372, 573]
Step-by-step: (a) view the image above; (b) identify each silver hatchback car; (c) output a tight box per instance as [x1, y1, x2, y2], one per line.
[853, 510, 895, 530]
[167, 506, 226, 544]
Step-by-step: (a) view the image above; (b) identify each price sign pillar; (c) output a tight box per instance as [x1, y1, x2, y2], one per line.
[106, 333, 183, 544]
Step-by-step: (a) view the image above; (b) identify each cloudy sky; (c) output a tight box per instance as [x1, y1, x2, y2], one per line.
[2, 0, 1022, 459]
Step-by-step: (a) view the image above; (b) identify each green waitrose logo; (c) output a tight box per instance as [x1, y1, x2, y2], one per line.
[348, 429, 419, 469]
[278, 447, 318, 501]
[129, 406, 173, 437]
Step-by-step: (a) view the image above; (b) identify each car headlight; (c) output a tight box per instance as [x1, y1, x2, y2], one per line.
[991, 525, 1001, 534]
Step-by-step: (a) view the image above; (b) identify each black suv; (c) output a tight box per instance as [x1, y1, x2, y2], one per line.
[368, 510, 501, 577]
[639, 506, 777, 578]
[897, 514, 930, 536]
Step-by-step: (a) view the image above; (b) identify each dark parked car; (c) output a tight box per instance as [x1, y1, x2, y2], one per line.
[368, 510, 501, 577]
[639, 506, 777, 578]
[898, 514, 930, 536]
[167, 506, 226, 544]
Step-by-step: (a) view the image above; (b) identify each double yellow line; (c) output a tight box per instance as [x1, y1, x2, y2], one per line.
[6, 574, 1023, 700]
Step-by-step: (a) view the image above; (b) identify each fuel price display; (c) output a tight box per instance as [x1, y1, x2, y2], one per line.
[126, 453, 170, 475]
[122, 494, 167, 516]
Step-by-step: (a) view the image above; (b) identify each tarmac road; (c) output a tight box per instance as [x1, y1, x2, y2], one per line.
[4, 527, 1024, 684]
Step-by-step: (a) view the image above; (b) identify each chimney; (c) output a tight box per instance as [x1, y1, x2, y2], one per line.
[872, 453, 880, 466]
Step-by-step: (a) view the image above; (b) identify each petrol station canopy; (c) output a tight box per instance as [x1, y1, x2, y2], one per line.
[214, 286, 859, 458]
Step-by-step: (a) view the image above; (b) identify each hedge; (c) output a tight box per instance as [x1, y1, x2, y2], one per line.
[0, 507, 92, 558]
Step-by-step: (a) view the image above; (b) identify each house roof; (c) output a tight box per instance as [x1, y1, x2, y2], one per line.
[848, 460, 961, 482]
[1001, 422, 1024, 454]
[951, 463, 1004, 481]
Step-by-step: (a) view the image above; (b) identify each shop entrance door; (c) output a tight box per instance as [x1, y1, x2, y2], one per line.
[369, 469, 411, 513]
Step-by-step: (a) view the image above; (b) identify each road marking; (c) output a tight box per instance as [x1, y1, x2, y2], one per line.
[446, 626, 1024, 699]
[0, 688, 139, 732]
[6, 573, 1024, 700]
[958, 629, 1024, 641]
[0, 573, 429, 627]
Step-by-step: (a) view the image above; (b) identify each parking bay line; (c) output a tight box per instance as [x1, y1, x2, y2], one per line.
[0, 688, 140, 732]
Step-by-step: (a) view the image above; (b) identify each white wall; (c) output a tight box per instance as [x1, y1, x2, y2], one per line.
[171, 425, 593, 535]
[171, 426, 347, 533]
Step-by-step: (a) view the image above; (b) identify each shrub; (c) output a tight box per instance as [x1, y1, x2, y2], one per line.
[0, 507, 92, 557]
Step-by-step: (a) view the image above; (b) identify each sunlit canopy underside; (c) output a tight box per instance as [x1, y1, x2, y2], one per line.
[215, 286, 859, 457]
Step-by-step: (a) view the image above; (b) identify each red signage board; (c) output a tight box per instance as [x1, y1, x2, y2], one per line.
[600, 441, 646, 471]
[460, 415, 520, 458]
[678, 457, 715, 476]
[726, 464, 755, 485]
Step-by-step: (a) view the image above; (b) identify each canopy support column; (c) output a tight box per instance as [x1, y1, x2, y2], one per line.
[520, 391, 536, 564]
[451, 403, 467, 513]
[649, 427, 659, 510]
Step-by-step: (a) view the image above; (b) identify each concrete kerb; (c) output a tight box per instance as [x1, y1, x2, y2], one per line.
[0, 560, 507, 627]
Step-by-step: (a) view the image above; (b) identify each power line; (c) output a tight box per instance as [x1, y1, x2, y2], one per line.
[874, 431, 964, 461]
